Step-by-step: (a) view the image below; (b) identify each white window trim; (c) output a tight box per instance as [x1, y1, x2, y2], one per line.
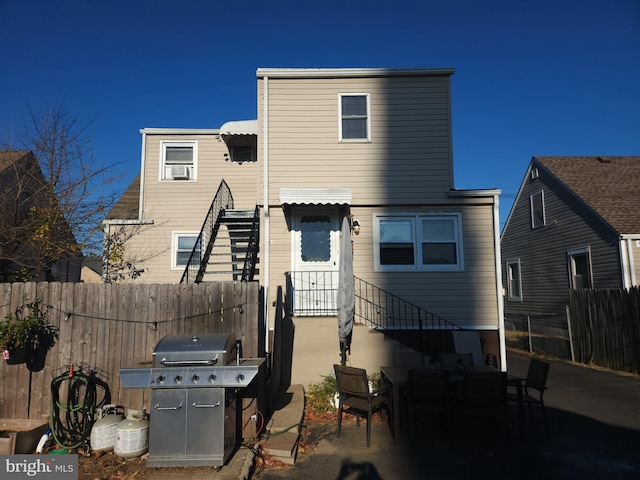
[373, 212, 464, 272]
[160, 140, 198, 182]
[567, 246, 593, 289]
[506, 258, 523, 302]
[172, 231, 200, 269]
[530, 190, 545, 229]
[338, 93, 371, 142]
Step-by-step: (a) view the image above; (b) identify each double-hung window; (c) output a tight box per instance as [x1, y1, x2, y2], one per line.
[506, 259, 522, 301]
[339, 93, 370, 141]
[161, 141, 197, 181]
[530, 190, 545, 228]
[374, 213, 463, 271]
[568, 247, 592, 289]
[173, 233, 201, 269]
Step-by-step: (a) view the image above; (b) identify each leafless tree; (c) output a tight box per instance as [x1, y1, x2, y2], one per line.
[0, 101, 120, 281]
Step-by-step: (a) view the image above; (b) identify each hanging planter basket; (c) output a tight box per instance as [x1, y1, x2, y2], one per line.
[4, 346, 28, 365]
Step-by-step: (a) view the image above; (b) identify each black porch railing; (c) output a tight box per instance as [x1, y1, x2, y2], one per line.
[180, 180, 233, 284]
[284, 271, 462, 356]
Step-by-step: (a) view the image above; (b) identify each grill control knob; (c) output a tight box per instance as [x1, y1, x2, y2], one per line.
[192, 374, 200, 383]
[236, 374, 245, 383]
[157, 375, 165, 384]
[174, 375, 182, 383]
[208, 374, 216, 383]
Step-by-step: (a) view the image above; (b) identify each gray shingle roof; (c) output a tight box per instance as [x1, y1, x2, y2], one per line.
[0, 150, 31, 172]
[534, 156, 640, 235]
[106, 173, 140, 220]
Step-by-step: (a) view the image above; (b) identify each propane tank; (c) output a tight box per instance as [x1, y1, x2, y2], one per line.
[114, 409, 149, 459]
[90, 404, 125, 453]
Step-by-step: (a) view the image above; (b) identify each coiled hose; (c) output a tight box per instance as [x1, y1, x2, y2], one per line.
[49, 364, 111, 449]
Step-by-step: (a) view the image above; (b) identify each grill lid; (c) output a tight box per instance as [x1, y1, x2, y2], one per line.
[152, 333, 234, 367]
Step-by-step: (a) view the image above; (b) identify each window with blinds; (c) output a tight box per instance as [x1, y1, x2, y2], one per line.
[375, 213, 463, 271]
[339, 93, 370, 141]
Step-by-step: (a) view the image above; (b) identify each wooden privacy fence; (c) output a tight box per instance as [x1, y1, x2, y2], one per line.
[0, 281, 261, 420]
[569, 287, 640, 374]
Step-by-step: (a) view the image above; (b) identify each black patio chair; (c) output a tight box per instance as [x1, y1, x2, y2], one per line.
[334, 364, 389, 447]
[508, 357, 551, 437]
[406, 368, 453, 442]
[460, 370, 510, 448]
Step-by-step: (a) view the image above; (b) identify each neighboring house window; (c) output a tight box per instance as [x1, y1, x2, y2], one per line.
[568, 247, 592, 289]
[530, 190, 545, 228]
[161, 141, 197, 181]
[230, 145, 255, 163]
[374, 213, 463, 272]
[506, 259, 522, 301]
[173, 233, 201, 268]
[339, 93, 370, 141]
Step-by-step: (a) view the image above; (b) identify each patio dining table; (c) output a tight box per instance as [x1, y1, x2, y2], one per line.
[380, 365, 526, 442]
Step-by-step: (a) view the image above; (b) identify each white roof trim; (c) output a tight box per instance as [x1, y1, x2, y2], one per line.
[219, 120, 258, 136]
[257, 67, 455, 78]
[139, 128, 219, 135]
[279, 188, 352, 205]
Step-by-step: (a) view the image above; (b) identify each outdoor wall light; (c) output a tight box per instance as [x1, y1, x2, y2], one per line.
[352, 219, 360, 235]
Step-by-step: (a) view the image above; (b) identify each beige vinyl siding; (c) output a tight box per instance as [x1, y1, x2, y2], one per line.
[259, 74, 453, 206]
[125, 132, 259, 283]
[632, 240, 640, 286]
[264, 200, 500, 329]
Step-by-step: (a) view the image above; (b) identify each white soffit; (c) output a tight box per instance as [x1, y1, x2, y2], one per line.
[219, 119, 258, 135]
[279, 188, 352, 205]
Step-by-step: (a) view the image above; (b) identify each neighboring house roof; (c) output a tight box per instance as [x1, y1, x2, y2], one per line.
[106, 174, 140, 220]
[0, 150, 31, 173]
[535, 156, 640, 235]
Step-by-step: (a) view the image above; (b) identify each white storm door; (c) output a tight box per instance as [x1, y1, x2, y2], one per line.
[292, 207, 340, 315]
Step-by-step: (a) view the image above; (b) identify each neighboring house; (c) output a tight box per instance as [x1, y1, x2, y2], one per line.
[105, 68, 505, 381]
[0, 150, 81, 282]
[501, 156, 640, 322]
[81, 255, 103, 283]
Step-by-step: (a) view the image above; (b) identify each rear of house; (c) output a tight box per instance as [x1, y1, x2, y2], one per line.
[105, 68, 505, 384]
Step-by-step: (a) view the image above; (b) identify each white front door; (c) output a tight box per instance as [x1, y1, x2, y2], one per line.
[292, 207, 340, 315]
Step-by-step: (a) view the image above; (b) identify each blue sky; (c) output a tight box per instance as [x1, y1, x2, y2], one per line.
[1, 0, 639, 229]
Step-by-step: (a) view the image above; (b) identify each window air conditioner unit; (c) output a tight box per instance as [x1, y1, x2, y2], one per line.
[170, 165, 189, 180]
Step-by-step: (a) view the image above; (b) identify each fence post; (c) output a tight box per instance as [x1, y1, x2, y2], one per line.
[565, 304, 575, 362]
[527, 314, 533, 354]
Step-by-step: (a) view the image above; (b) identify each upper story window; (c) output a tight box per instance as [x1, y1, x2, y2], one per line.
[374, 212, 463, 272]
[506, 259, 522, 301]
[568, 247, 592, 289]
[161, 141, 197, 181]
[530, 190, 545, 229]
[339, 93, 370, 142]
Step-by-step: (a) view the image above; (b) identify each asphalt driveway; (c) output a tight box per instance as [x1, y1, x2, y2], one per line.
[255, 350, 640, 480]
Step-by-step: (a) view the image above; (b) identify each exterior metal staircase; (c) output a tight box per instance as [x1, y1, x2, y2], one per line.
[180, 180, 259, 284]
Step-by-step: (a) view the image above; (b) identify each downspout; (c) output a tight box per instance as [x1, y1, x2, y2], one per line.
[138, 130, 147, 219]
[262, 76, 271, 354]
[628, 239, 637, 286]
[619, 237, 636, 288]
[493, 193, 507, 371]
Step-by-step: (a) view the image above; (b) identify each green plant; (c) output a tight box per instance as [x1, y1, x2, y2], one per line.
[305, 375, 338, 416]
[0, 299, 58, 352]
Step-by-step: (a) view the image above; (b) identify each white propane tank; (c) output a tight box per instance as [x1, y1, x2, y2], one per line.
[90, 404, 125, 453]
[114, 409, 149, 459]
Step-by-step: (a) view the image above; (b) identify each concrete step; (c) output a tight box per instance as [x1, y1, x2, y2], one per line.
[262, 384, 305, 465]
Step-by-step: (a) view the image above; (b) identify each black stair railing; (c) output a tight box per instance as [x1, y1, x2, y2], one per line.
[353, 276, 461, 332]
[241, 206, 260, 282]
[180, 180, 233, 284]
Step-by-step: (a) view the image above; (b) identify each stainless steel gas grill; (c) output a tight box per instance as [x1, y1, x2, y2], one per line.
[119, 333, 264, 467]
